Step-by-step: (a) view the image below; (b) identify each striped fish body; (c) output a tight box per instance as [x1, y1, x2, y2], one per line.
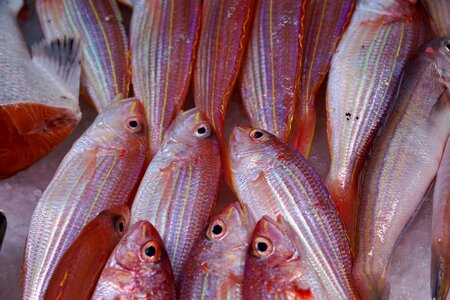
[243, 216, 315, 300]
[354, 38, 450, 299]
[431, 137, 450, 300]
[0, 1, 82, 178]
[239, 0, 304, 142]
[325, 0, 422, 242]
[130, 0, 201, 158]
[291, 0, 354, 157]
[23, 98, 148, 300]
[130, 108, 221, 282]
[44, 206, 130, 300]
[179, 202, 255, 299]
[229, 127, 358, 299]
[92, 221, 176, 299]
[36, 0, 130, 111]
[194, 0, 255, 148]
[423, 0, 450, 37]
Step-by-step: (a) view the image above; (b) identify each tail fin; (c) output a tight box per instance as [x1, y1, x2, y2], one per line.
[31, 36, 82, 99]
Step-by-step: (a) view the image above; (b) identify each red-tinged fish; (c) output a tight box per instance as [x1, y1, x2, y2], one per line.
[229, 127, 358, 299]
[291, 0, 354, 157]
[179, 202, 255, 299]
[431, 137, 450, 300]
[325, 0, 422, 242]
[92, 220, 176, 299]
[23, 98, 148, 300]
[45, 206, 130, 300]
[239, 0, 304, 142]
[194, 0, 255, 148]
[0, 0, 82, 178]
[36, 0, 130, 112]
[130, 108, 221, 282]
[354, 38, 450, 299]
[243, 215, 315, 300]
[423, 0, 450, 37]
[130, 0, 201, 157]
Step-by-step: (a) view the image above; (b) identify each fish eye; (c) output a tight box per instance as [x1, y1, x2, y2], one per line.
[252, 236, 273, 258]
[124, 117, 143, 133]
[113, 216, 127, 237]
[140, 240, 161, 263]
[250, 129, 266, 141]
[207, 219, 227, 240]
[193, 123, 211, 139]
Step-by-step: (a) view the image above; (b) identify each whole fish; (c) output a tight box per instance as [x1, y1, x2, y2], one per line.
[130, 0, 201, 157]
[45, 206, 130, 300]
[92, 220, 176, 299]
[130, 108, 221, 281]
[354, 38, 450, 299]
[23, 98, 148, 300]
[36, 0, 130, 111]
[194, 0, 255, 148]
[229, 127, 358, 299]
[431, 137, 450, 300]
[0, 0, 81, 178]
[422, 0, 449, 37]
[239, 0, 304, 142]
[325, 0, 422, 242]
[0, 211, 6, 252]
[291, 0, 354, 157]
[179, 202, 255, 299]
[243, 215, 314, 299]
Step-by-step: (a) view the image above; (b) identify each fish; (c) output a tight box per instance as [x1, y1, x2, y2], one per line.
[44, 206, 130, 300]
[130, 0, 201, 157]
[242, 215, 315, 299]
[194, 0, 255, 148]
[0, 211, 6, 252]
[291, 0, 354, 157]
[229, 126, 358, 299]
[239, 0, 304, 142]
[353, 38, 450, 299]
[324, 0, 422, 242]
[422, 0, 450, 37]
[35, 0, 130, 112]
[92, 220, 176, 299]
[431, 137, 450, 300]
[0, 0, 82, 178]
[178, 202, 255, 299]
[130, 108, 221, 282]
[23, 97, 148, 300]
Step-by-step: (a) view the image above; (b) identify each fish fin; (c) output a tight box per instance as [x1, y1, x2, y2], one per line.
[31, 36, 82, 99]
[431, 244, 449, 300]
[3, 0, 24, 15]
[0, 211, 6, 251]
[380, 281, 391, 300]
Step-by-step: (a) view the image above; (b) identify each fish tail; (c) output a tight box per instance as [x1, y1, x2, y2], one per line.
[431, 244, 449, 300]
[290, 97, 317, 158]
[353, 260, 386, 300]
[325, 177, 358, 247]
[4, 0, 24, 15]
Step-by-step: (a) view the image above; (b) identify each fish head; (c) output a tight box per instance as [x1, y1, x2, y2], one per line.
[98, 205, 130, 241]
[114, 220, 173, 278]
[159, 108, 219, 160]
[229, 126, 280, 179]
[84, 98, 148, 153]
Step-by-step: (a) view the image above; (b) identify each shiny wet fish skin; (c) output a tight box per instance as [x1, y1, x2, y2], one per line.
[0, 0, 82, 178]
[229, 126, 358, 299]
[92, 220, 176, 299]
[325, 0, 422, 243]
[422, 0, 450, 37]
[44, 206, 130, 300]
[354, 38, 450, 299]
[130, 108, 221, 282]
[23, 98, 148, 300]
[179, 202, 255, 299]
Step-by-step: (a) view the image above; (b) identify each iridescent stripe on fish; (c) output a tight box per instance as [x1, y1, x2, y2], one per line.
[194, 0, 255, 146]
[130, 0, 201, 157]
[423, 0, 450, 37]
[239, 0, 305, 142]
[325, 0, 421, 242]
[291, 0, 354, 157]
[36, 0, 130, 111]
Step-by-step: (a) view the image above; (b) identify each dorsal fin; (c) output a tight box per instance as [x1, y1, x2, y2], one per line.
[31, 36, 82, 99]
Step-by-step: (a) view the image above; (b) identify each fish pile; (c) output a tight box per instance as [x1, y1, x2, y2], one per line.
[0, 0, 449, 299]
